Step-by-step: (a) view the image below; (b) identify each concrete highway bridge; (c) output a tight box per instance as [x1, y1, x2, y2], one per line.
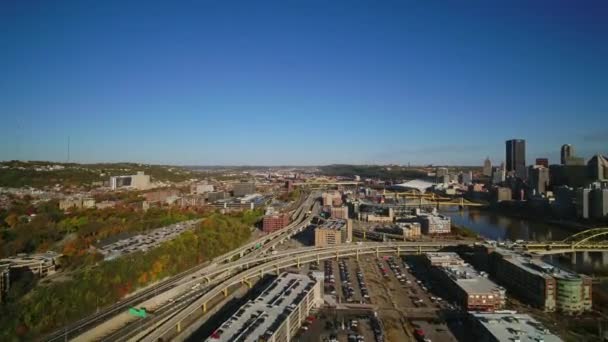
[45, 192, 320, 342]
[132, 240, 468, 342]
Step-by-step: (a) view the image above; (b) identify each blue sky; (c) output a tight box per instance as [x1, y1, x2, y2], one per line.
[1, 1, 607, 166]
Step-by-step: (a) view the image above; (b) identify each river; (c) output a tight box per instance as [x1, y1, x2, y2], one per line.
[440, 207, 608, 275]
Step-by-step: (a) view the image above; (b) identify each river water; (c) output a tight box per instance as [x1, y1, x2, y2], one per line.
[440, 207, 608, 275]
[440, 207, 573, 242]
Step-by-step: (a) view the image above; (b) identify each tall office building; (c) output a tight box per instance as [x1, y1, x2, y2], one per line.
[561, 144, 574, 165]
[483, 157, 492, 177]
[529, 165, 550, 196]
[587, 154, 608, 181]
[506, 139, 526, 179]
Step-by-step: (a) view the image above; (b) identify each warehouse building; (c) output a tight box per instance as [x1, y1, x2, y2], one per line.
[206, 273, 322, 342]
[425, 253, 505, 312]
[470, 312, 562, 342]
[479, 246, 592, 314]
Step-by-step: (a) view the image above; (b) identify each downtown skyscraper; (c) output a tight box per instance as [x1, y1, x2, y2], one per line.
[506, 139, 526, 179]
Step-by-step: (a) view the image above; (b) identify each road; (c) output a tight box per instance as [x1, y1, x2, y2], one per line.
[45, 191, 318, 342]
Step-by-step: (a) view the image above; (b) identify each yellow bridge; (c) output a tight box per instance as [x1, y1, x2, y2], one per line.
[382, 191, 484, 207]
[524, 227, 608, 253]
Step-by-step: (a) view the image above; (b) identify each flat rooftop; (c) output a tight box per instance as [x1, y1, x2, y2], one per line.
[0, 251, 61, 267]
[494, 247, 582, 281]
[443, 263, 503, 295]
[207, 273, 317, 342]
[472, 312, 563, 342]
[427, 252, 501, 294]
[318, 218, 347, 231]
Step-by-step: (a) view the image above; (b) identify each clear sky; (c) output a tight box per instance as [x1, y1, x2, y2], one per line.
[1, 1, 606, 166]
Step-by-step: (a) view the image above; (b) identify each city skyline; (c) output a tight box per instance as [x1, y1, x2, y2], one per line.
[1, 1, 607, 165]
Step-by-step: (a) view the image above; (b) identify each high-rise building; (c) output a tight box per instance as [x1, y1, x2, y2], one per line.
[460, 171, 473, 185]
[535, 158, 549, 168]
[483, 157, 492, 177]
[529, 165, 550, 195]
[590, 186, 608, 219]
[575, 188, 591, 219]
[587, 154, 608, 181]
[492, 167, 506, 185]
[561, 144, 574, 165]
[506, 139, 526, 179]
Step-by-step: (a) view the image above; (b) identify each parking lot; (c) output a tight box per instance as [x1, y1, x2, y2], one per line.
[296, 254, 461, 342]
[360, 255, 459, 342]
[295, 311, 383, 342]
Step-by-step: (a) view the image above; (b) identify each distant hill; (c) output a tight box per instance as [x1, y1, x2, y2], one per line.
[0, 161, 194, 188]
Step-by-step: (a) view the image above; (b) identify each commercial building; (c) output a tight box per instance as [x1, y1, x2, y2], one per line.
[374, 222, 421, 240]
[59, 197, 95, 210]
[587, 154, 608, 181]
[110, 171, 151, 190]
[535, 158, 549, 168]
[263, 214, 290, 233]
[207, 191, 229, 202]
[322, 191, 342, 207]
[192, 183, 214, 194]
[396, 222, 421, 239]
[206, 273, 322, 342]
[528, 165, 550, 195]
[576, 187, 591, 219]
[233, 182, 256, 197]
[561, 144, 574, 165]
[488, 247, 557, 312]
[483, 247, 592, 314]
[590, 185, 608, 219]
[460, 171, 473, 186]
[397, 209, 450, 234]
[494, 187, 512, 202]
[576, 182, 608, 219]
[470, 312, 562, 342]
[436, 167, 449, 178]
[330, 206, 349, 219]
[0, 251, 62, 299]
[425, 252, 466, 267]
[483, 158, 492, 177]
[401, 209, 451, 234]
[314, 219, 352, 247]
[550, 164, 587, 188]
[362, 209, 394, 223]
[552, 186, 576, 216]
[0, 251, 61, 278]
[506, 139, 526, 179]
[492, 168, 506, 185]
[425, 253, 505, 312]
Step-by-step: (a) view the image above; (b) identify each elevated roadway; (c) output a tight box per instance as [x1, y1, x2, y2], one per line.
[46, 192, 318, 342]
[135, 240, 467, 342]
